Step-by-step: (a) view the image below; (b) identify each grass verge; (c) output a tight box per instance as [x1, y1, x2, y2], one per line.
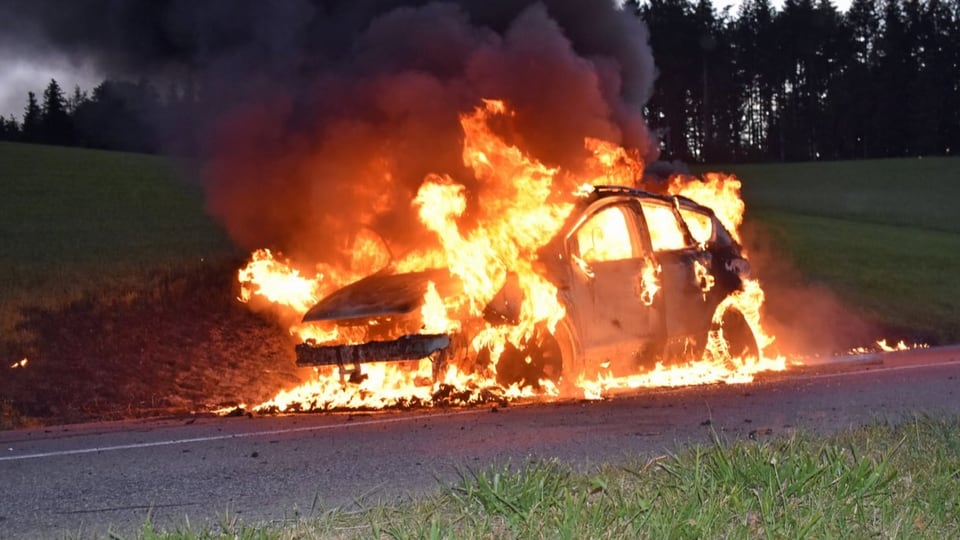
[129, 415, 960, 538]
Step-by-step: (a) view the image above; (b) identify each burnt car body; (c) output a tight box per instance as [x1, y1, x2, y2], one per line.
[297, 185, 757, 388]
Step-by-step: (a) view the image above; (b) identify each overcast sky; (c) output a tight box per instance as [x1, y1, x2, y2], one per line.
[0, 55, 103, 118]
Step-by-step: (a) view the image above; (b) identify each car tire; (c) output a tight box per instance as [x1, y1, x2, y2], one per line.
[710, 306, 760, 361]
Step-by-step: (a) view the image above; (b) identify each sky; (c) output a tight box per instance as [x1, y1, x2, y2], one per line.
[0, 0, 854, 121]
[0, 55, 103, 118]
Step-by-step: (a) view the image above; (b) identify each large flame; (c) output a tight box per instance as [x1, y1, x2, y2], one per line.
[237, 100, 788, 413]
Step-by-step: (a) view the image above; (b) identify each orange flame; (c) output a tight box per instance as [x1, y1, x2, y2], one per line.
[693, 260, 715, 299]
[420, 281, 459, 335]
[238, 248, 322, 315]
[849, 339, 927, 355]
[235, 99, 789, 412]
[638, 259, 660, 306]
[669, 172, 744, 243]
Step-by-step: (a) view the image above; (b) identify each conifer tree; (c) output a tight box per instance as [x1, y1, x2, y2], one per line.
[21, 91, 42, 143]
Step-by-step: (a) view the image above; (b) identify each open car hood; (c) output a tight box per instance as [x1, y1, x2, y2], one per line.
[301, 268, 460, 323]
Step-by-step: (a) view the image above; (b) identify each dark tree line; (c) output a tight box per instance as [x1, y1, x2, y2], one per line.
[2, 0, 958, 163]
[0, 78, 199, 154]
[630, 0, 959, 162]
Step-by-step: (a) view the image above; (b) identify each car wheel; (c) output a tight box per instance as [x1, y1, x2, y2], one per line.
[491, 325, 561, 389]
[478, 319, 579, 392]
[708, 306, 760, 362]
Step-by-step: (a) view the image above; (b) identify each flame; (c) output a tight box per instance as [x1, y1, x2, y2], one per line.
[578, 353, 785, 400]
[238, 248, 322, 314]
[420, 281, 459, 334]
[412, 100, 572, 357]
[669, 172, 744, 243]
[877, 339, 907, 352]
[9, 358, 28, 369]
[693, 260, 715, 298]
[638, 259, 660, 307]
[234, 99, 794, 413]
[583, 138, 644, 186]
[848, 339, 928, 355]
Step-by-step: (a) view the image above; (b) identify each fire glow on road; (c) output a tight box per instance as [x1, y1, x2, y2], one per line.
[3, 346, 955, 463]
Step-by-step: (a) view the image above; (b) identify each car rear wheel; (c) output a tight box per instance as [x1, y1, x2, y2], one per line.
[708, 306, 760, 362]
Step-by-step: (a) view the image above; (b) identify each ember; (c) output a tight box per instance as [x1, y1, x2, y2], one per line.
[849, 339, 928, 355]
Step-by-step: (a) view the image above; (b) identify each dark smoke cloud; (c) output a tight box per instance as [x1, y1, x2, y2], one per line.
[0, 1, 654, 103]
[1, 0, 658, 268]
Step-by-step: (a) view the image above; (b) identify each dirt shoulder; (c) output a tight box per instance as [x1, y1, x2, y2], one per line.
[0, 265, 305, 428]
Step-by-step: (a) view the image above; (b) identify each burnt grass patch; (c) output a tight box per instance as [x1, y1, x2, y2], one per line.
[0, 260, 304, 428]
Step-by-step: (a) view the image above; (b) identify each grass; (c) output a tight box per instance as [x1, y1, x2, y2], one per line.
[697, 157, 960, 233]
[125, 415, 960, 538]
[0, 141, 232, 279]
[693, 156, 960, 343]
[0, 142, 236, 358]
[754, 209, 960, 343]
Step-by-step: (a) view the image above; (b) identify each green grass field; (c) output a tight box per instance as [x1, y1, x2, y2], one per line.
[0, 142, 232, 278]
[706, 157, 960, 233]
[754, 210, 960, 342]
[693, 157, 960, 343]
[0, 142, 236, 358]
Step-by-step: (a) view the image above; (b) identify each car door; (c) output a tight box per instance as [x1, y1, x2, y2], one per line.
[638, 199, 714, 341]
[564, 201, 660, 370]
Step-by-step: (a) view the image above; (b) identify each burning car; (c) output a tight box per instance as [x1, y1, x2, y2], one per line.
[294, 184, 758, 392]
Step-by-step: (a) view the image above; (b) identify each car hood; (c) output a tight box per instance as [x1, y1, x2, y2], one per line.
[301, 268, 460, 323]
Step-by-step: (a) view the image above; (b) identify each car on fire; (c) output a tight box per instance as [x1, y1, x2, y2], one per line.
[295, 185, 759, 390]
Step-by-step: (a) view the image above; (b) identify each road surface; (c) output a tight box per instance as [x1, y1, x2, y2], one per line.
[1, 346, 958, 538]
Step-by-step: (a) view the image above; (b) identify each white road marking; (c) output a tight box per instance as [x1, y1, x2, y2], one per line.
[0, 408, 488, 462]
[3, 353, 956, 463]
[793, 358, 960, 382]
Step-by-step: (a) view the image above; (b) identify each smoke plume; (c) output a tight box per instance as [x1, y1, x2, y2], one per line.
[1, 0, 658, 268]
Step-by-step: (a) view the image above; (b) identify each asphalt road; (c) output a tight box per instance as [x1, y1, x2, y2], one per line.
[2, 346, 959, 538]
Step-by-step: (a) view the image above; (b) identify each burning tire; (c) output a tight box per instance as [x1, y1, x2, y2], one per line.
[470, 318, 580, 392]
[709, 305, 760, 362]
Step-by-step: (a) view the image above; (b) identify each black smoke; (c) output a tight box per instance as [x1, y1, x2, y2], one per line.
[1, 0, 658, 267]
[0, 1, 654, 103]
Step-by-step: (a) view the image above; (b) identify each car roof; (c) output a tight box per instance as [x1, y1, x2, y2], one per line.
[584, 185, 713, 215]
